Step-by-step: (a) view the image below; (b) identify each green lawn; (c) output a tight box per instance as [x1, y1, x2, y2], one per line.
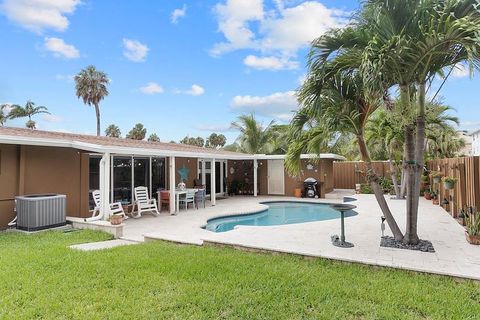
[0, 230, 478, 319]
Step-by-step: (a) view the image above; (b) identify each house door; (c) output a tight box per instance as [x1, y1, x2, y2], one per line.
[268, 160, 285, 195]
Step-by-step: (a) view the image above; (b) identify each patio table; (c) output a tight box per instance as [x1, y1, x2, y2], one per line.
[175, 188, 198, 213]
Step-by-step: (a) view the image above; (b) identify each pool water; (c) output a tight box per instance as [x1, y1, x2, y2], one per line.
[205, 201, 357, 233]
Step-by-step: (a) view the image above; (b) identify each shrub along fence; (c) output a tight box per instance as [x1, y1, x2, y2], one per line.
[427, 156, 480, 217]
[333, 161, 391, 189]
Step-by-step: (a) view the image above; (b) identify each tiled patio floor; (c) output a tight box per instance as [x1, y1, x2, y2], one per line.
[121, 194, 480, 280]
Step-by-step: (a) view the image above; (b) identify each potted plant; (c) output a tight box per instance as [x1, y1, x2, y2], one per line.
[456, 209, 466, 226]
[420, 174, 429, 190]
[465, 211, 480, 245]
[424, 190, 432, 200]
[431, 191, 439, 205]
[442, 176, 457, 190]
[430, 172, 442, 184]
[109, 213, 124, 225]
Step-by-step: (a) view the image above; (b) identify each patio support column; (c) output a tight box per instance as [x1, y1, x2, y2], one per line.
[253, 158, 258, 197]
[220, 160, 224, 195]
[201, 160, 206, 186]
[100, 152, 111, 221]
[211, 158, 216, 206]
[169, 156, 176, 214]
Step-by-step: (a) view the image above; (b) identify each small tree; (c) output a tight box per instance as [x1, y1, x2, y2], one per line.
[148, 133, 160, 142]
[180, 136, 204, 147]
[126, 123, 146, 140]
[205, 133, 227, 149]
[8, 100, 49, 129]
[105, 124, 121, 138]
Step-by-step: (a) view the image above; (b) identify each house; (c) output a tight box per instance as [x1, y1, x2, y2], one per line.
[471, 129, 480, 156]
[0, 127, 344, 230]
[456, 130, 472, 156]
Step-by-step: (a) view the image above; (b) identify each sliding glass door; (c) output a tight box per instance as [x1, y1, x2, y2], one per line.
[198, 159, 227, 196]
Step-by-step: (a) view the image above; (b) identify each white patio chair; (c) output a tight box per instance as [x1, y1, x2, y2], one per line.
[179, 189, 195, 211]
[86, 190, 126, 222]
[133, 186, 160, 218]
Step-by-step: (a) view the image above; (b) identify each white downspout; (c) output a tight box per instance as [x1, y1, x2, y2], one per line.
[210, 158, 216, 206]
[169, 156, 176, 214]
[253, 158, 258, 197]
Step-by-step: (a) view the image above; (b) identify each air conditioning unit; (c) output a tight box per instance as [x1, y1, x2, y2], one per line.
[15, 194, 66, 231]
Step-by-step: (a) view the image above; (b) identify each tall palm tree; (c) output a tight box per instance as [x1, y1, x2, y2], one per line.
[360, 0, 480, 243]
[75, 65, 109, 136]
[8, 100, 49, 129]
[231, 114, 275, 154]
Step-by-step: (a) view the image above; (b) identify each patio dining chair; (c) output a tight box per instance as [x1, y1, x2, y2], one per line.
[195, 188, 206, 209]
[179, 189, 195, 211]
[86, 190, 126, 222]
[133, 186, 160, 218]
[159, 190, 170, 212]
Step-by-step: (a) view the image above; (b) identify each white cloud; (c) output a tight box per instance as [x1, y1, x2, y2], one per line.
[42, 114, 61, 123]
[1, 0, 81, 34]
[186, 84, 205, 96]
[212, 0, 348, 70]
[243, 54, 298, 70]
[452, 64, 470, 78]
[55, 74, 74, 82]
[122, 38, 149, 62]
[194, 124, 232, 132]
[231, 90, 298, 120]
[139, 82, 164, 94]
[171, 4, 187, 24]
[44, 37, 79, 59]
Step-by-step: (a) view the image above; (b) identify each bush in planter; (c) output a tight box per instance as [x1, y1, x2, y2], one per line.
[465, 210, 480, 245]
[442, 176, 457, 190]
[379, 177, 392, 194]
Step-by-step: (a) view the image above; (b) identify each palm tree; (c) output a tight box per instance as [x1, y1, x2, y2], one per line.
[105, 124, 121, 138]
[75, 65, 109, 136]
[289, 68, 403, 240]
[231, 114, 275, 154]
[148, 133, 160, 142]
[126, 123, 147, 140]
[8, 101, 50, 129]
[360, 0, 480, 244]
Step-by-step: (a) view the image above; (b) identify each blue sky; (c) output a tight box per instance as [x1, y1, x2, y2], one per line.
[0, 0, 478, 144]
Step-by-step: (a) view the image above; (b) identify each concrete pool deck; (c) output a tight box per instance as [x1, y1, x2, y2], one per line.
[120, 194, 480, 281]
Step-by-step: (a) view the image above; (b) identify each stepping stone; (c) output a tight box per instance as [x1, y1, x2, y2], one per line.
[70, 239, 138, 251]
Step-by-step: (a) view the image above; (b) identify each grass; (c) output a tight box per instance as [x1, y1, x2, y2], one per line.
[0, 230, 478, 319]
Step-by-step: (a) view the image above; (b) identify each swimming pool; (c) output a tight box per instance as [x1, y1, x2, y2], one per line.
[204, 201, 358, 233]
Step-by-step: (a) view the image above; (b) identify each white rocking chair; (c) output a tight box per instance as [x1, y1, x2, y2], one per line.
[86, 190, 126, 222]
[133, 186, 160, 218]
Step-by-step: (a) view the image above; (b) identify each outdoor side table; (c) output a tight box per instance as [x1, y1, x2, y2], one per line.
[329, 204, 357, 248]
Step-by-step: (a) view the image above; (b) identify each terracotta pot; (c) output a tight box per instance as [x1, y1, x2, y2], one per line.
[456, 218, 465, 226]
[110, 215, 124, 225]
[465, 232, 480, 245]
[424, 192, 432, 200]
[432, 199, 439, 205]
[294, 188, 302, 198]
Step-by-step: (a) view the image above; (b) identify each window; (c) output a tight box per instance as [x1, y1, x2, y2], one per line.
[88, 156, 101, 209]
[113, 156, 132, 204]
[134, 157, 150, 191]
[151, 157, 166, 197]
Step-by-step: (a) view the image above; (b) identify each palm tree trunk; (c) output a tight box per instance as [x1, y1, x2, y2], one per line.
[403, 124, 419, 244]
[95, 103, 101, 136]
[389, 157, 401, 198]
[357, 133, 403, 240]
[404, 82, 426, 245]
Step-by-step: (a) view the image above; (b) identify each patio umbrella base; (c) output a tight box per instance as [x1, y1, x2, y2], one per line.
[331, 234, 354, 248]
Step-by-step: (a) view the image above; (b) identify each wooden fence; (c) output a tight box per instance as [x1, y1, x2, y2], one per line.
[333, 161, 390, 189]
[333, 157, 480, 217]
[428, 156, 480, 217]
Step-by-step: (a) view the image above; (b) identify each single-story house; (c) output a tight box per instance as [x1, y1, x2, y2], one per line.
[0, 127, 344, 230]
